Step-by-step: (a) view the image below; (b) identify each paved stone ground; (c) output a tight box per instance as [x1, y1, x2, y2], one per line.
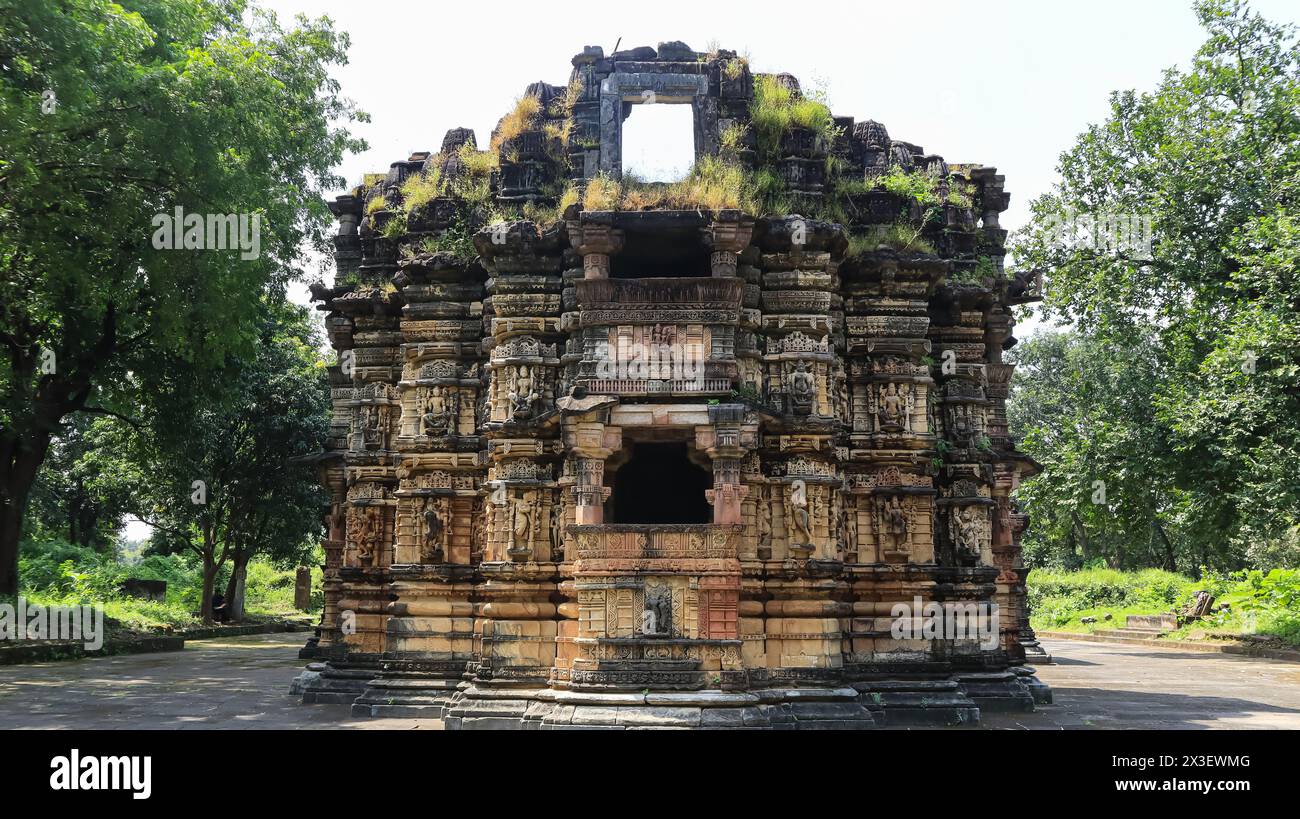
[1, 633, 1297, 729]
[984, 637, 1300, 729]
[0, 633, 437, 730]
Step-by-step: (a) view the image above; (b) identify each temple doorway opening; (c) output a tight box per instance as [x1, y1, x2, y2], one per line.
[610, 441, 711, 524]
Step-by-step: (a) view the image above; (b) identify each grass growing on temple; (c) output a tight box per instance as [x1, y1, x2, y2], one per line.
[1029, 566, 1300, 648]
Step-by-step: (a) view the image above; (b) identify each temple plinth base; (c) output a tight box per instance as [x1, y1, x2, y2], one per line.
[295, 661, 379, 705]
[853, 678, 981, 726]
[442, 683, 551, 730]
[443, 686, 877, 730]
[953, 670, 1037, 712]
[1021, 637, 1054, 666]
[350, 676, 463, 718]
[1013, 666, 1053, 705]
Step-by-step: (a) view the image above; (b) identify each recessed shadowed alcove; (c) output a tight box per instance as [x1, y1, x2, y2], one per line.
[610, 211, 711, 278]
[610, 442, 711, 524]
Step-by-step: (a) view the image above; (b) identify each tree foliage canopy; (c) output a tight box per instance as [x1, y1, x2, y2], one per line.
[1012, 0, 1300, 572]
[0, 0, 366, 593]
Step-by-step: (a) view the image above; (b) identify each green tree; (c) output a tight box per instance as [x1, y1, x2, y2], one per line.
[25, 414, 135, 550]
[0, 0, 366, 594]
[1012, 0, 1300, 572]
[125, 297, 329, 622]
[1009, 330, 1203, 571]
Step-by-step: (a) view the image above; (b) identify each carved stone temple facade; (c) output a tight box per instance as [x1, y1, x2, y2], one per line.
[294, 41, 1051, 728]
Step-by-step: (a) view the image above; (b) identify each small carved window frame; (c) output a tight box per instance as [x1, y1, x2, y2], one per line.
[597, 72, 717, 179]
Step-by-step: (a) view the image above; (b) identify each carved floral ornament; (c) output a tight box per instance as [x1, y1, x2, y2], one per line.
[492, 334, 558, 361]
[849, 466, 932, 490]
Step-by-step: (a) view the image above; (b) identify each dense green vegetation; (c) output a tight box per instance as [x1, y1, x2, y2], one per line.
[1029, 567, 1300, 648]
[16, 537, 318, 635]
[1011, 0, 1300, 575]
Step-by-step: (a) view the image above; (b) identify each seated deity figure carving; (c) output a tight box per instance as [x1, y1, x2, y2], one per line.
[878, 382, 906, 431]
[421, 392, 454, 437]
[788, 360, 815, 415]
[509, 366, 540, 421]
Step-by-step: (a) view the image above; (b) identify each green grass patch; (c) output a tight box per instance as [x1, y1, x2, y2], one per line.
[1028, 567, 1300, 648]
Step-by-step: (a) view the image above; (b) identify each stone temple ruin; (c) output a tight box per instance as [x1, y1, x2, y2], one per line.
[294, 41, 1050, 729]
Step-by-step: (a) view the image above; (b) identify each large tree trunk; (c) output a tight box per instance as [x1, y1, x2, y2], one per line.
[199, 524, 221, 624]
[0, 304, 116, 595]
[0, 430, 55, 596]
[200, 556, 219, 625]
[1070, 510, 1091, 564]
[224, 546, 249, 623]
[1154, 520, 1177, 572]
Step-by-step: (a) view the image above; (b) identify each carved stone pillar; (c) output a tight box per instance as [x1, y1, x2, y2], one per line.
[699, 404, 752, 526]
[567, 216, 623, 280]
[702, 211, 755, 277]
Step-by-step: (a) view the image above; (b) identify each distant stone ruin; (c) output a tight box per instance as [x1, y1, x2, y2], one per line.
[295, 41, 1049, 728]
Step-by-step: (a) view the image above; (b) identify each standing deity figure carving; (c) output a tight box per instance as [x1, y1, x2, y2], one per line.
[756, 487, 773, 558]
[327, 505, 345, 544]
[881, 495, 909, 552]
[788, 360, 815, 415]
[421, 497, 447, 563]
[508, 495, 535, 560]
[349, 506, 381, 566]
[879, 382, 904, 429]
[787, 479, 813, 554]
[842, 500, 858, 557]
[952, 506, 984, 563]
[643, 586, 671, 636]
[509, 366, 540, 421]
[549, 500, 564, 562]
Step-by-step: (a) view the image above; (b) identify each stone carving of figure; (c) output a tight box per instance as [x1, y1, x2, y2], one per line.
[788, 479, 813, 552]
[508, 495, 534, 559]
[885, 496, 909, 550]
[327, 505, 345, 544]
[509, 366, 540, 421]
[350, 506, 381, 566]
[879, 382, 905, 429]
[421, 497, 446, 563]
[952, 506, 983, 562]
[421, 390, 454, 437]
[643, 586, 671, 636]
[842, 500, 857, 557]
[549, 500, 564, 562]
[788, 360, 815, 415]
[756, 488, 773, 559]
[832, 362, 846, 421]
